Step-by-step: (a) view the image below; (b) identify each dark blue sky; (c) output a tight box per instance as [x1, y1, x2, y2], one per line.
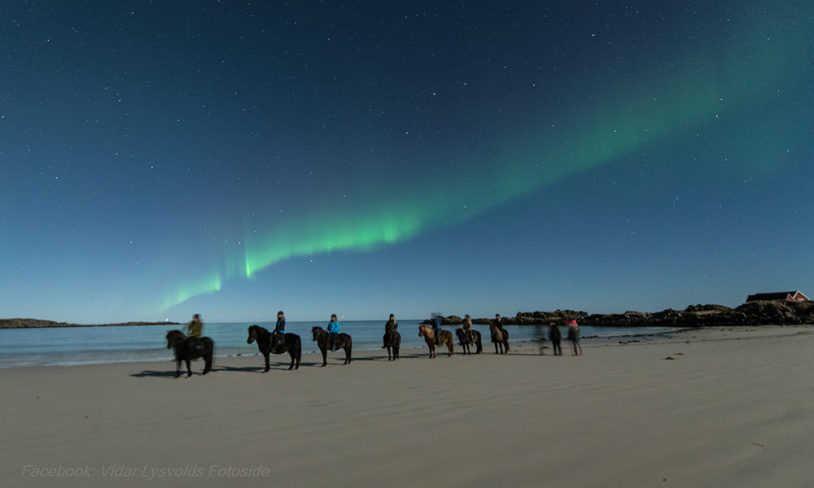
[2, 1, 812, 323]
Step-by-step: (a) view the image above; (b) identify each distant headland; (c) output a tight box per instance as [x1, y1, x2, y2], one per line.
[0, 318, 180, 329]
[424, 300, 814, 327]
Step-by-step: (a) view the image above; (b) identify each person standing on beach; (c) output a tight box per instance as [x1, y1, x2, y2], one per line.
[383, 314, 398, 348]
[462, 314, 473, 343]
[567, 319, 582, 356]
[549, 323, 562, 356]
[328, 314, 341, 351]
[186, 314, 203, 338]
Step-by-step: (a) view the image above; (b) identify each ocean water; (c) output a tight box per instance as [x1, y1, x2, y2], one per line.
[0, 320, 678, 368]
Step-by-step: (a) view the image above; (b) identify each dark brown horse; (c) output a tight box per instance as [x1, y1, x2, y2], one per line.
[166, 330, 213, 377]
[247, 325, 301, 372]
[455, 328, 483, 355]
[489, 323, 510, 354]
[383, 331, 401, 360]
[418, 325, 454, 358]
[312, 327, 352, 366]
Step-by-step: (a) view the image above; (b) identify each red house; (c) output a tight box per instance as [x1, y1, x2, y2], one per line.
[745, 291, 810, 303]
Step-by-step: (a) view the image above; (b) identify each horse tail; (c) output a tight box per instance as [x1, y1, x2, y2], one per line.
[203, 337, 214, 374]
[293, 335, 302, 369]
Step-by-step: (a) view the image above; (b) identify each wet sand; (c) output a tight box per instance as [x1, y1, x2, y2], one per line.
[2, 326, 813, 487]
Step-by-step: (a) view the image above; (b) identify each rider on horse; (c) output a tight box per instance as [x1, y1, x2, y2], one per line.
[186, 313, 203, 338]
[383, 314, 398, 348]
[328, 314, 341, 351]
[462, 314, 473, 343]
[272, 310, 286, 348]
[492, 314, 505, 336]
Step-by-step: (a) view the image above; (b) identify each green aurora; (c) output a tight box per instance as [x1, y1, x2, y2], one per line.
[163, 3, 808, 311]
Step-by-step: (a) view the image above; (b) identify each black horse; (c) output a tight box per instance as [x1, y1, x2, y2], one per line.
[166, 330, 213, 378]
[312, 327, 352, 366]
[383, 330, 401, 361]
[247, 325, 301, 372]
[455, 328, 483, 355]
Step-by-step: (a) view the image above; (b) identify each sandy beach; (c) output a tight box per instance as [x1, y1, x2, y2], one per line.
[2, 326, 813, 487]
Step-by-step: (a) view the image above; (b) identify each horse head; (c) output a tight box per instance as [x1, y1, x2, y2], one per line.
[247, 325, 259, 344]
[166, 330, 185, 349]
[311, 326, 323, 341]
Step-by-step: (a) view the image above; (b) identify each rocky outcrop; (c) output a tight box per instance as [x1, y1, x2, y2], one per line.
[422, 301, 814, 327]
[583, 301, 814, 326]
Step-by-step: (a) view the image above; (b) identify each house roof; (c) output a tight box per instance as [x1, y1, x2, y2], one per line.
[746, 291, 802, 302]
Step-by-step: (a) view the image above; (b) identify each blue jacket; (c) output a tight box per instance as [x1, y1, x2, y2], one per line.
[274, 318, 286, 334]
[328, 320, 340, 333]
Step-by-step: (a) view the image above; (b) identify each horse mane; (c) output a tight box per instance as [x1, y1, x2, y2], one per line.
[250, 324, 269, 334]
[166, 329, 189, 348]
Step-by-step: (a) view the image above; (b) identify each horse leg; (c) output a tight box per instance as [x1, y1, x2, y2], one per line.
[321, 347, 327, 367]
[264, 352, 271, 372]
[344, 343, 352, 364]
[288, 350, 295, 370]
[203, 353, 212, 374]
[185, 359, 192, 377]
[447, 340, 453, 357]
[175, 359, 181, 378]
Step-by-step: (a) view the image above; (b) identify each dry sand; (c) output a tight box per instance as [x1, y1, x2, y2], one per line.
[2, 326, 813, 487]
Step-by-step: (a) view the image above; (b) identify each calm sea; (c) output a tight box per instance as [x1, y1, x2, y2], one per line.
[0, 320, 677, 368]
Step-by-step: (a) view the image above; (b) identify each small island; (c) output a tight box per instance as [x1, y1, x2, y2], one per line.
[0, 318, 180, 329]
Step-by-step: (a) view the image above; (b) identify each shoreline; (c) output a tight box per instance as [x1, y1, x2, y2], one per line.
[0, 326, 691, 370]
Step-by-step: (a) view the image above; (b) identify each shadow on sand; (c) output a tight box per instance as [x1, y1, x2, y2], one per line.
[130, 352, 454, 377]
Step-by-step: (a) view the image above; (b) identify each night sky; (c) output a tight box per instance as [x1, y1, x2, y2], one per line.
[2, 1, 812, 323]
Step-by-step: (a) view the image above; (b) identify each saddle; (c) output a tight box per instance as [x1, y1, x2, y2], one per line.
[271, 332, 285, 350]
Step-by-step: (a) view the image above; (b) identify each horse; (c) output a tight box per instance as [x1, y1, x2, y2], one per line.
[383, 330, 401, 361]
[312, 327, 352, 367]
[418, 325, 454, 358]
[455, 328, 483, 355]
[489, 323, 510, 354]
[166, 330, 213, 378]
[246, 325, 301, 372]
